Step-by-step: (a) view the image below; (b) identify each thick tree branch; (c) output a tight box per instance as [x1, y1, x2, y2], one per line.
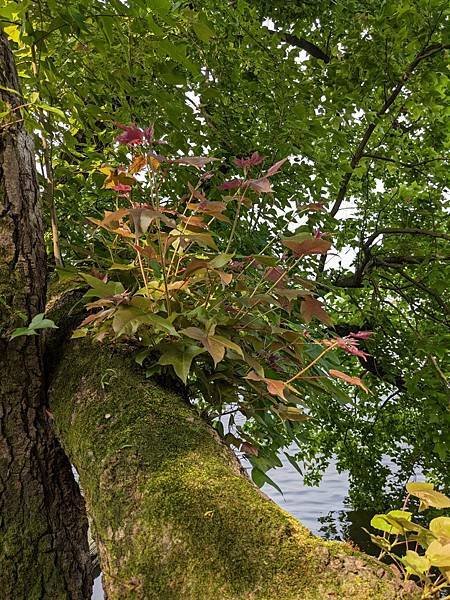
[334, 254, 450, 288]
[50, 339, 418, 600]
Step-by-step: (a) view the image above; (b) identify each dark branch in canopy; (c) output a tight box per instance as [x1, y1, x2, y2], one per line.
[267, 29, 331, 63]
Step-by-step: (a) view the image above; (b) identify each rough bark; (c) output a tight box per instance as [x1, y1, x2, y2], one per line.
[0, 31, 92, 599]
[50, 339, 419, 600]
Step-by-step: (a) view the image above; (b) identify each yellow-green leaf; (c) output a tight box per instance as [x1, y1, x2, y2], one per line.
[430, 517, 450, 543]
[401, 550, 431, 578]
[426, 540, 450, 567]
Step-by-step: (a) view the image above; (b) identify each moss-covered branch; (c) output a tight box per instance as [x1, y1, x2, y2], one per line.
[50, 340, 418, 599]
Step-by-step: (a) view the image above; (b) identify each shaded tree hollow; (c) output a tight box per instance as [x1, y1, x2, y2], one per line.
[50, 340, 419, 599]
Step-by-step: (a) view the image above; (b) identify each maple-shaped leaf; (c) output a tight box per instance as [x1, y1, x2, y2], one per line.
[264, 266, 287, 287]
[329, 369, 369, 393]
[265, 157, 288, 177]
[245, 370, 286, 399]
[171, 230, 218, 251]
[102, 170, 136, 190]
[218, 178, 244, 191]
[282, 234, 332, 256]
[183, 259, 209, 277]
[133, 244, 160, 261]
[187, 201, 230, 222]
[234, 152, 264, 169]
[129, 155, 147, 174]
[300, 295, 332, 325]
[101, 208, 130, 224]
[181, 326, 228, 366]
[248, 177, 272, 194]
[115, 123, 144, 145]
[129, 208, 176, 236]
[181, 327, 243, 366]
[179, 214, 207, 229]
[158, 343, 205, 383]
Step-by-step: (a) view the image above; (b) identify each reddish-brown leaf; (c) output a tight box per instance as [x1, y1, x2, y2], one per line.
[248, 177, 272, 194]
[282, 236, 332, 256]
[300, 295, 332, 324]
[240, 442, 259, 456]
[245, 371, 286, 400]
[129, 155, 147, 174]
[329, 369, 369, 393]
[266, 157, 288, 177]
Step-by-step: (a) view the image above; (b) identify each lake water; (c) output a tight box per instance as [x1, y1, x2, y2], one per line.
[91, 454, 355, 599]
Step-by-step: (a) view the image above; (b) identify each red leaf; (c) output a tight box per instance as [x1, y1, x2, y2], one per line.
[218, 178, 244, 191]
[329, 369, 369, 393]
[266, 157, 288, 177]
[248, 177, 272, 194]
[264, 266, 287, 287]
[115, 123, 144, 145]
[349, 331, 373, 340]
[282, 236, 332, 256]
[300, 296, 332, 325]
[234, 152, 264, 169]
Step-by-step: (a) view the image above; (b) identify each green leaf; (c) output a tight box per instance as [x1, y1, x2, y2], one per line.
[135, 349, 151, 366]
[71, 328, 88, 339]
[9, 327, 38, 340]
[370, 511, 411, 535]
[192, 20, 215, 43]
[208, 253, 233, 269]
[36, 102, 66, 120]
[158, 343, 204, 383]
[151, 0, 171, 15]
[10, 313, 57, 340]
[29, 313, 58, 330]
[251, 467, 283, 494]
[109, 262, 136, 271]
[55, 265, 78, 282]
[80, 273, 125, 299]
[212, 335, 244, 357]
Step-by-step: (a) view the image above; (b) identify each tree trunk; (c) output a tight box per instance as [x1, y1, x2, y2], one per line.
[50, 339, 419, 600]
[0, 31, 92, 599]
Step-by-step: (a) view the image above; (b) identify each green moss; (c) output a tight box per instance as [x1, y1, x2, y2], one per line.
[50, 340, 419, 600]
